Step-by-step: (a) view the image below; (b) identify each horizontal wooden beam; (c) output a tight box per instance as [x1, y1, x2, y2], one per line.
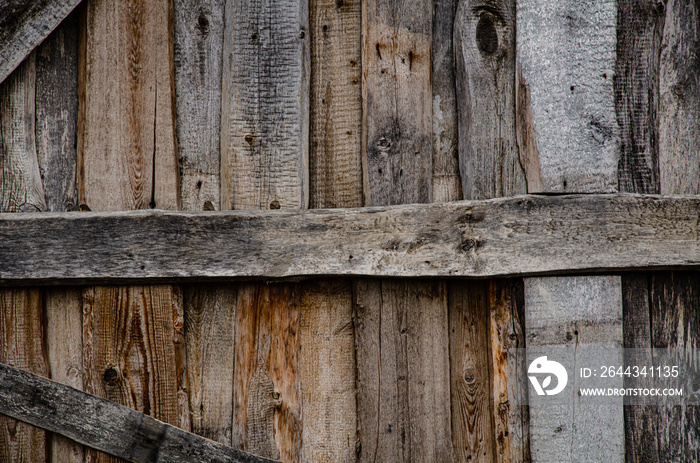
[0, 0, 82, 84]
[1, 194, 699, 284]
[0, 363, 278, 463]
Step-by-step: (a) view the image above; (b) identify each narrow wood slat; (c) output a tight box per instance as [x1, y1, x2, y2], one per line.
[80, 2, 183, 463]
[2, 194, 700, 283]
[221, 0, 309, 460]
[517, 2, 624, 462]
[0, 362, 279, 463]
[0, 0, 82, 85]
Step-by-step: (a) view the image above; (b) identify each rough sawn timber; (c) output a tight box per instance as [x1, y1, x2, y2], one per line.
[0, 362, 279, 463]
[1, 194, 700, 284]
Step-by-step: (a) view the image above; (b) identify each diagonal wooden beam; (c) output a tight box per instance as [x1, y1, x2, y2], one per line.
[0, 0, 82, 85]
[0, 194, 699, 284]
[0, 363, 278, 463]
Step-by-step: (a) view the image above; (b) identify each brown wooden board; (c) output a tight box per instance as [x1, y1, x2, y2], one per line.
[0, 362, 279, 463]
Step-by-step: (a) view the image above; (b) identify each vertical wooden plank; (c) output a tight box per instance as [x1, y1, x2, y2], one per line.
[517, 0, 618, 193]
[648, 272, 700, 462]
[525, 277, 624, 462]
[615, 0, 663, 195]
[231, 284, 302, 462]
[173, 0, 235, 446]
[453, 1, 529, 462]
[174, 0, 224, 212]
[220, 0, 309, 211]
[221, 0, 308, 460]
[357, 1, 454, 461]
[516, 1, 623, 461]
[355, 279, 454, 462]
[448, 282, 494, 463]
[0, 53, 46, 213]
[82, 0, 179, 211]
[658, 0, 700, 195]
[454, 0, 525, 200]
[34, 12, 84, 462]
[304, 1, 362, 459]
[80, 1, 183, 463]
[0, 289, 47, 463]
[432, 0, 461, 202]
[183, 285, 237, 444]
[309, 0, 362, 209]
[299, 280, 357, 462]
[0, 54, 48, 463]
[362, 0, 432, 206]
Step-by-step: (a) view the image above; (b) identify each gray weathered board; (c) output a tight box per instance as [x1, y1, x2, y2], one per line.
[0, 362, 278, 463]
[1, 194, 699, 284]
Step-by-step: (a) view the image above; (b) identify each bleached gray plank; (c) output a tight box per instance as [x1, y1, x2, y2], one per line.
[0, 194, 699, 284]
[0, 362, 278, 463]
[516, 0, 619, 193]
[0, 0, 82, 85]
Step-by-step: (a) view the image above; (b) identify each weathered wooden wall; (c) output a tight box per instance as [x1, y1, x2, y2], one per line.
[1, 0, 699, 462]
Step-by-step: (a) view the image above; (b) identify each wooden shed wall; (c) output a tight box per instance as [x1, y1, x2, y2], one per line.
[0, 1, 699, 463]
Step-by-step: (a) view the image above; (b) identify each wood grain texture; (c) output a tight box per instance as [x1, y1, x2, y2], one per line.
[0, 53, 46, 213]
[0, 363, 280, 463]
[615, 0, 664, 194]
[449, 281, 494, 463]
[184, 284, 237, 445]
[354, 279, 454, 462]
[35, 10, 80, 213]
[648, 272, 700, 462]
[0, 0, 82, 85]
[173, 0, 224, 212]
[309, 0, 363, 209]
[220, 0, 309, 210]
[432, 0, 461, 202]
[658, 0, 700, 195]
[525, 276, 624, 462]
[516, 0, 619, 193]
[0, 289, 47, 463]
[298, 280, 357, 462]
[454, 0, 525, 200]
[81, 0, 179, 211]
[3, 194, 700, 283]
[231, 284, 302, 462]
[362, 0, 432, 206]
[488, 279, 528, 463]
[45, 287, 84, 463]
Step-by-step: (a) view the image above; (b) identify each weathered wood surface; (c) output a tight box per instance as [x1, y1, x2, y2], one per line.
[305, 1, 362, 458]
[309, 0, 362, 209]
[525, 276, 624, 462]
[81, 0, 179, 211]
[220, 0, 309, 211]
[354, 279, 454, 462]
[361, 0, 432, 206]
[2, 194, 700, 284]
[80, 2, 184, 462]
[0, 362, 279, 463]
[448, 281, 494, 463]
[517, 0, 618, 193]
[454, 0, 524, 200]
[174, 0, 225, 212]
[0, 0, 82, 85]
[432, 0, 461, 203]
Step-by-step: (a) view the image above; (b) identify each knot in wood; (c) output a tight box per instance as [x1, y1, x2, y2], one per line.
[476, 14, 499, 55]
[103, 367, 120, 386]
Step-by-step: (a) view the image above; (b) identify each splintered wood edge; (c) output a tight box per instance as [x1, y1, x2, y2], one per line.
[0, 194, 699, 285]
[0, 362, 278, 463]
